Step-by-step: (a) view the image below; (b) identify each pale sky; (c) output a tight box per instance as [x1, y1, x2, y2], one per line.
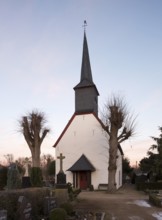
[0, 0, 162, 166]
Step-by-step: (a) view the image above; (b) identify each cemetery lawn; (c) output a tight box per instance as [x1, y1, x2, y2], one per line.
[74, 184, 162, 220]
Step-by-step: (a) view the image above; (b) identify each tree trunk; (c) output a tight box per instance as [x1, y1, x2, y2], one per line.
[32, 147, 40, 167]
[108, 168, 117, 192]
[32, 154, 40, 167]
[107, 127, 118, 193]
[30, 145, 41, 167]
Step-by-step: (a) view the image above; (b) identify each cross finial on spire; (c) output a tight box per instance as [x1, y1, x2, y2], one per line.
[83, 20, 87, 31]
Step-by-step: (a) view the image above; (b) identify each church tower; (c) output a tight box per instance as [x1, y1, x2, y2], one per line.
[54, 26, 123, 190]
[73, 31, 99, 116]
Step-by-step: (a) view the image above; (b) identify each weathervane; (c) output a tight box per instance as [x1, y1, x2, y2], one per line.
[83, 20, 87, 31]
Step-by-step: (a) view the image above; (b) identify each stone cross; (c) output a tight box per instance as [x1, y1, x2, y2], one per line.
[24, 158, 29, 177]
[57, 153, 65, 172]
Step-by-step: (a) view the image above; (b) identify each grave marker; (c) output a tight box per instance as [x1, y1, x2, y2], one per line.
[17, 196, 32, 220]
[0, 210, 7, 220]
[22, 158, 31, 188]
[56, 153, 67, 188]
[44, 197, 57, 216]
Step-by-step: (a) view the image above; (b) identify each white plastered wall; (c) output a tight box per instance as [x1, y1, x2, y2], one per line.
[55, 114, 122, 189]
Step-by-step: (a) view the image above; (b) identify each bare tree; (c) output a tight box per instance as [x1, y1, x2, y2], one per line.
[4, 154, 14, 165]
[102, 95, 136, 192]
[41, 154, 55, 179]
[41, 154, 54, 167]
[19, 110, 50, 167]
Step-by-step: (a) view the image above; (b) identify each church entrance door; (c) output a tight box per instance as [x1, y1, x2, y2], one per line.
[79, 171, 88, 189]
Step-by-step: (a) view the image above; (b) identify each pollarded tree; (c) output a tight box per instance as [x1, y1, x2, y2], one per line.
[102, 95, 136, 192]
[19, 110, 50, 168]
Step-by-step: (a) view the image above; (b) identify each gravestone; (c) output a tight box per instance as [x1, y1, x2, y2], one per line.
[56, 153, 67, 188]
[16, 196, 32, 220]
[22, 158, 31, 188]
[0, 210, 7, 220]
[7, 163, 21, 189]
[22, 176, 31, 188]
[44, 197, 57, 216]
[24, 158, 30, 177]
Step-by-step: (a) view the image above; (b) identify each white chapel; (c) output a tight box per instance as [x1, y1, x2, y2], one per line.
[53, 31, 123, 190]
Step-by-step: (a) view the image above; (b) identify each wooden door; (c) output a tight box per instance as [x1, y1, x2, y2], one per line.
[79, 171, 88, 189]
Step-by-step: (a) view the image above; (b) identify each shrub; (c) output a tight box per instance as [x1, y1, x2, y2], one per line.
[136, 182, 162, 191]
[49, 208, 67, 220]
[89, 184, 94, 191]
[73, 188, 81, 197]
[60, 202, 73, 215]
[30, 167, 43, 187]
[0, 166, 7, 190]
[149, 193, 162, 207]
[67, 182, 73, 194]
[67, 182, 81, 201]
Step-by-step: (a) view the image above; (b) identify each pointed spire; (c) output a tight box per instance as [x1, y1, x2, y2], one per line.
[80, 31, 93, 84]
[74, 28, 95, 89]
[73, 22, 99, 115]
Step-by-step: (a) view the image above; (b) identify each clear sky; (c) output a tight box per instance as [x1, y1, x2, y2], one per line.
[0, 0, 162, 166]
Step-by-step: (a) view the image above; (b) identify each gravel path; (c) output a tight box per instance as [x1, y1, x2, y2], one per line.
[74, 184, 162, 220]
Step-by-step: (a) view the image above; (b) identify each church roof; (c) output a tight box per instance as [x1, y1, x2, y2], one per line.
[67, 154, 95, 171]
[74, 31, 99, 95]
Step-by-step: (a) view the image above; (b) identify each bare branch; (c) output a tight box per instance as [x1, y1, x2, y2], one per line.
[40, 128, 50, 145]
[22, 116, 33, 149]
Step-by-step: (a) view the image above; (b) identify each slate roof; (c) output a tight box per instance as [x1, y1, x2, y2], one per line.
[67, 154, 96, 171]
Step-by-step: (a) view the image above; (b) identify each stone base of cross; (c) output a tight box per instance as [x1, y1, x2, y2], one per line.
[56, 172, 66, 185]
[56, 153, 67, 187]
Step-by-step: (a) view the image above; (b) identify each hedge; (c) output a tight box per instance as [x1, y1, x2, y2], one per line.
[136, 182, 162, 191]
